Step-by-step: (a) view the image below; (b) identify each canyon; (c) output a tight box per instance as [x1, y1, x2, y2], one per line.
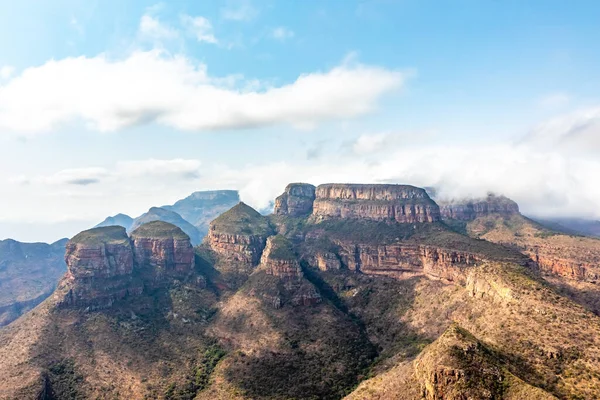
[2, 183, 600, 399]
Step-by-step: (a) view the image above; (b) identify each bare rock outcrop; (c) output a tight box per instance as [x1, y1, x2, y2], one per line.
[207, 202, 274, 271]
[274, 183, 316, 217]
[59, 226, 142, 309]
[131, 221, 195, 284]
[439, 193, 520, 221]
[251, 236, 321, 308]
[312, 184, 441, 223]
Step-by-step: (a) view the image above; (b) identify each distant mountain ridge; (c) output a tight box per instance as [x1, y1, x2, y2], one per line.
[94, 190, 240, 243]
[0, 238, 67, 326]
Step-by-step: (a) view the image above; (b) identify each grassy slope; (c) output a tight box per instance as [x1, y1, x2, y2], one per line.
[130, 220, 190, 240]
[210, 203, 272, 236]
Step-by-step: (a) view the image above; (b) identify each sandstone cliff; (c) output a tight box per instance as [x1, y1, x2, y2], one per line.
[438, 193, 520, 221]
[274, 183, 316, 217]
[312, 184, 441, 223]
[131, 221, 195, 283]
[59, 226, 141, 310]
[207, 202, 274, 271]
[249, 236, 321, 308]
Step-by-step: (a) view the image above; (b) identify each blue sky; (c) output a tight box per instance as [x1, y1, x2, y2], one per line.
[1, 0, 600, 242]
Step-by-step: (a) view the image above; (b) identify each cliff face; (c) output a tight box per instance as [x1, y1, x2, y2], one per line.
[207, 202, 273, 271]
[250, 236, 321, 308]
[60, 226, 141, 310]
[59, 222, 196, 309]
[131, 221, 195, 283]
[274, 183, 316, 217]
[312, 184, 441, 223]
[439, 194, 520, 221]
[325, 241, 481, 284]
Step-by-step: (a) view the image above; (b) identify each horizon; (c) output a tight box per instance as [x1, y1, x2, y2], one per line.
[1, 0, 600, 242]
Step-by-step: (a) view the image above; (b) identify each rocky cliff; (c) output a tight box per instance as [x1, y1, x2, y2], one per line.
[59, 222, 196, 309]
[59, 226, 141, 310]
[438, 193, 520, 221]
[207, 202, 274, 271]
[274, 183, 316, 217]
[249, 235, 321, 308]
[131, 221, 195, 283]
[312, 184, 441, 223]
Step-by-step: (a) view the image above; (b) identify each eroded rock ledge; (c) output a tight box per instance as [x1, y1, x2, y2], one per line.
[274, 183, 316, 217]
[438, 193, 520, 221]
[312, 184, 441, 223]
[58, 223, 195, 310]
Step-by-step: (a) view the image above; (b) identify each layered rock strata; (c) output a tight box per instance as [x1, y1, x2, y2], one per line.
[253, 236, 321, 308]
[131, 221, 195, 283]
[59, 222, 196, 309]
[274, 183, 316, 217]
[312, 184, 441, 223]
[439, 193, 520, 221]
[59, 226, 141, 309]
[207, 202, 273, 270]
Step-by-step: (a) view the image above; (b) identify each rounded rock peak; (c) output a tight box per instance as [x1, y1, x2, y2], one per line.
[130, 220, 190, 240]
[210, 202, 272, 236]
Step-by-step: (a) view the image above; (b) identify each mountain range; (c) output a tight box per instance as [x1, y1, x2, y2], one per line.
[1, 183, 600, 399]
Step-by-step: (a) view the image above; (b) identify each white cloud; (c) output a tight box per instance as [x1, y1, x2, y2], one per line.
[116, 158, 201, 178]
[539, 92, 570, 108]
[181, 15, 217, 44]
[139, 14, 179, 40]
[0, 66, 14, 79]
[0, 50, 405, 134]
[523, 106, 600, 154]
[271, 27, 294, 41]
[353, 132, 389, 154]
[221, 0, 258, 21]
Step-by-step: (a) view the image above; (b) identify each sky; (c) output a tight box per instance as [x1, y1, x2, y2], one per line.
[1, 0, 600, 242]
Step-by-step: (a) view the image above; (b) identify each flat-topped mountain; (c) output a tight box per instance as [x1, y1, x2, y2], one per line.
[0, 238, 67, 326]
[438, 193, 520, 220]
[312, 183, 441, 223]
[3, 183, 600, 399]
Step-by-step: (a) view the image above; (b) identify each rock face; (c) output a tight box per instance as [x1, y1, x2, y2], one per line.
[207, 202, 273, 270]
[60, 226, 141, 310]
[131, 221, 195, 283]
[439, 193, 520, 221]
[253, 236, 321, 308]
[312, 184, 441, 223]
[274, 183, 316, 217]
[60, 222, 196, 309]
[328, 241, 482, 283]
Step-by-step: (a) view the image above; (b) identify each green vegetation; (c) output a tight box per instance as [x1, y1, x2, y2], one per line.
[266, 235, 296, 260]
[45, 359, 86, 400]
[211, 202, 273, 236]
[70, 226, 129, 245]
[166, 345, 227, 400]
[130, 220, 190, 240]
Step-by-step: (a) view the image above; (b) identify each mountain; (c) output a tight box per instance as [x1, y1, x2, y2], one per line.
[439, 194, 600, 315]
[0, 238, 67, 327]
[94, 213, 134, 230]
[130, 207, 203, 245]
[2, 183, 600, 399]
[163, 190, 240, 237]
[532, 217, 600, 238]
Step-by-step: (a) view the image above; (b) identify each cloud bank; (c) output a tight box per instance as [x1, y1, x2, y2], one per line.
[0, 51, 404, 134]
